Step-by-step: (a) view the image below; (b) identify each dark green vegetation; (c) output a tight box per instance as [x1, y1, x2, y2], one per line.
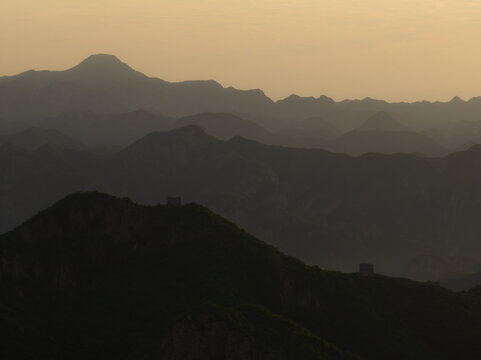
[2, 192, 481, 359]
[3, 125, 481, 280]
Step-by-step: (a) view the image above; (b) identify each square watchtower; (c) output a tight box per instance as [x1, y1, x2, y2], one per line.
[359, 263, 374, 276]
[167, 196, 182, 206]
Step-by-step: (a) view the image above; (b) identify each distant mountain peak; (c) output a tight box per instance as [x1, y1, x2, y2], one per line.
[123, 125, 216, 155]
[75, 54, 128, 69]
[175, 112, 273, 141]
[359, 111, 411, 132]
[370, 111, 392, 120]
[298, 116, 340, 132]
[169, 124, 210, 137]
[317, 95, 335, 104]
[278, 94, 317, 104]
[67, 54, 146, 80]
[450, 96, 465, 104]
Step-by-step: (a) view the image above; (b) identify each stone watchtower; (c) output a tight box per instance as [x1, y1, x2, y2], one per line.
[358, 263, 374, 276]
[167, 196, 182, 206]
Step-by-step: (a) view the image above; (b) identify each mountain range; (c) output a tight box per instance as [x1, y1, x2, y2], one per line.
[0, 54, 272, 123]
[324, 129, 447, 156]
[2, 54, 481, 282]
[3, 191, 481, 359]
[321, 112, 447, 156]
[3, 54, 481, 134]
[5, 53, 481, 357]
[2, 126, 481, 280]
[40, 110, 173, 146]
[0, 107, 448, 156]
[5, 54, 478, 156]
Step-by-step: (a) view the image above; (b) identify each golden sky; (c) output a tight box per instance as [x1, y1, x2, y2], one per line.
[1, 0, 481, 101]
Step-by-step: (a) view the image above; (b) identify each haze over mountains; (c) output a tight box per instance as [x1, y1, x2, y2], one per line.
[40, 110, 172, 147]
[0, 54, 272, 123]
[0, 54, 479, 129]
[3, 125, 481, 282]
[325, 130, 447, 156]
[2, 55, 481, 282]
[0, 109, 448, 156]
[5, 52, 481, 358]
[8, 0, 481, 351]
[4, 54, 481, 156]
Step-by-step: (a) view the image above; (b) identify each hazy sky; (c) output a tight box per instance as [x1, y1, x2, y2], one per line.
[2, 0, 481, 102]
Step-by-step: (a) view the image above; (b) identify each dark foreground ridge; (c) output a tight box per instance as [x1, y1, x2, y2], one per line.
[2, 192, 481, 359]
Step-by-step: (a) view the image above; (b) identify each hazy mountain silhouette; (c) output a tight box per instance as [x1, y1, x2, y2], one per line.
[424, 120, 481, 149]
[39, 109, 332, 151]
[3, 127, 481, 280]
[298, 116, 341, 132]
[175, 112, 276, 142]
[37, 110, 288, 149]
[273, 94, 338, 122]
[40, 109, 173, 146]
[28, 107, 444, 156]
[267, 111, 449, 156]
[63, 53, 149, 83]
[0, 54, 273, 122]
[123, 125, 216, 157]
[358, 111, 411, 132]
[4, 54, 481, 137]
[276, 116, 342, 144]
[325, 130, 447, 156]
[3, 192, 481, 359]
[0, 127, 85, 150]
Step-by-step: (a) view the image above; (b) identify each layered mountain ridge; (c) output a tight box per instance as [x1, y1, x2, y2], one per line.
[3, 54, 481, 133]
[1, 126, 481, 280]
[3, 192, 481, 359]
